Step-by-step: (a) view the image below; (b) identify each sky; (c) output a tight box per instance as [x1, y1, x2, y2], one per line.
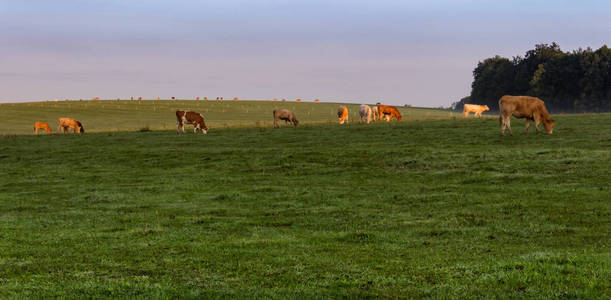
[1, 0, 609, 106]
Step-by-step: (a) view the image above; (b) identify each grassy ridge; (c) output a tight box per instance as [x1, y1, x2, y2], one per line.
[0, 104, 609, 297]
[0, 100, 454, 135]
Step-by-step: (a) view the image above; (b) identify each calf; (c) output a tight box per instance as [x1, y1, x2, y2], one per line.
[463, 104, 489, 118]
[176, 110, 208, 134]
[371, 106, 379, 121]
[34, 121, 52, 134]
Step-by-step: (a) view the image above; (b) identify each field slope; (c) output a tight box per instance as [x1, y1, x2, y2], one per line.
[0, 102, 609, 298]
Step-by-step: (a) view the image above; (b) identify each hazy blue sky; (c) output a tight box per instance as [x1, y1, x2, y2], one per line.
[1, 0, 609, 106]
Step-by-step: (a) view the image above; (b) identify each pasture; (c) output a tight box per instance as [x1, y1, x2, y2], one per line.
[0, 101, 609, 298]
[0, 100, 451, 135]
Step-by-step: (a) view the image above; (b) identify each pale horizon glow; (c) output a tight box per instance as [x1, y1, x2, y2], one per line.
[1, 0, 609, 106]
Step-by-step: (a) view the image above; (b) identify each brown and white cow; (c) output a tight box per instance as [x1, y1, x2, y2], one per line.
[176, 110, 208, 134]
[499, 95, 554, 136]
[58, 118, 84, 133]
[273, 109, 299, 128]
[34, 121, 52, 134]
[463, 104, 489, 118]
[377, 104, 402, 121]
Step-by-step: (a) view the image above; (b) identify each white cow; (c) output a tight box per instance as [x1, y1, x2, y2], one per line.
[359, 104, 372, 124]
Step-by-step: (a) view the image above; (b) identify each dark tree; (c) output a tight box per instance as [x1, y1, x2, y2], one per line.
[467, 43, 610, 112]
[470, 56, 515, 110]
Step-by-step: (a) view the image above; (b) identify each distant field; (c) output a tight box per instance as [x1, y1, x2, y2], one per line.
[0, 102, 609, 297]
[0, 100, 455, 135]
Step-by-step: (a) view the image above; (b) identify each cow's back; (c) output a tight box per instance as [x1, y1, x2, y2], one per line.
[500, 95, 544, 117]
[59, 117, 74, 127]
[274, 109, 292, 119]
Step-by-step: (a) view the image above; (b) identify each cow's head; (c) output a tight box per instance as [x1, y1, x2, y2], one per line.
[293, 119, 299, 127]
[543, 118, 554, 134]
[76, 121, 85, 133]
[483, 105, 490, 111]
[202, 125, 208, 134]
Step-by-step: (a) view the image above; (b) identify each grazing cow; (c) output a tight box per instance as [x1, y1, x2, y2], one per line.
[371, 106, 379, 121]
[463, 104, 489, 118]
[377, 104, 402, 121]
[338, 106, 349, 124]
[176, 110, 208, 134]
[499, 95, 554, 136]
[58, 118, 84, 133]
[273, 109, 299, 128]
[34, 121, 52, 134]
[359, 104, 372, 124]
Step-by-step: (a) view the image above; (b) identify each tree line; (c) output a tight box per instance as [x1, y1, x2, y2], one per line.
[453, 43, 610, 113]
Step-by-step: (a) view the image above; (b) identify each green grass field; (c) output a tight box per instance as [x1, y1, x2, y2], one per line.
[0, 101, 609, 298]
[0, 100, 453, 135]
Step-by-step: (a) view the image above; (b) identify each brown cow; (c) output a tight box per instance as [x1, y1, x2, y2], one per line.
[58, 118, 84, 133]
[499, 95, 554, 136]
[34, 122, 52, 134]
[377, 104, 402, 121]
[273, 109, 299, 128]
[176, 110, 208, 134]
[463, 104, 489, 118]
[338, 106, 348, 124]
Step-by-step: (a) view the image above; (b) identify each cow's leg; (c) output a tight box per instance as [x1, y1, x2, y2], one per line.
[464, 110, 469, 118]
[525, 119, 531, 135]
[533, 115, 541, 134]
[506, 117, 513, 136]
[500, 115, 511, 136]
